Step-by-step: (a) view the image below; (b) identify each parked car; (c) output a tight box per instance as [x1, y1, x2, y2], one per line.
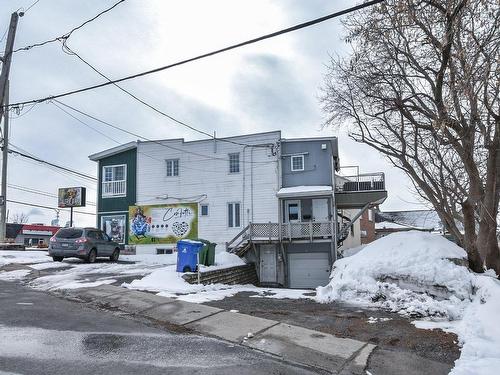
[48, 227, 120, 263]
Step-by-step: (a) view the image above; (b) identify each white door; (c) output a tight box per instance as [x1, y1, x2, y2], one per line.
[312, 199, 329, 221]
[260, 245, 277, 283]
[288, 252, 330, 288]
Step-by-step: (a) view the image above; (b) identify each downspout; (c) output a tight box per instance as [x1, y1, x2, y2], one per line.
[330, 139, 338, 263]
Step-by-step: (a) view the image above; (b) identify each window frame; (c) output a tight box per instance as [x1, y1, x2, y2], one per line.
[102, 164, 127, 198]
[200, 204, 209, 217]
[228, 152, 240, 174]
[227, 202, 241, 228]
[165, 158, 180, 177]
[290, 155, 305, 172]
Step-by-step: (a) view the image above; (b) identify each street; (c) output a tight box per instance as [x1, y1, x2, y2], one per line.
[0, 280, 319, 375]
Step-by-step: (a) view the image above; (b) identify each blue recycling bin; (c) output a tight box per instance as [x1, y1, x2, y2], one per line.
[176, 240, 204, 273]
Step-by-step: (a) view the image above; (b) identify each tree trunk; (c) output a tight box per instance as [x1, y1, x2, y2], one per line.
[462, 200, 483, 272]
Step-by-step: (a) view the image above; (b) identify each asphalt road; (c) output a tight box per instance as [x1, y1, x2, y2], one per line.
[0, 281, 319, 375]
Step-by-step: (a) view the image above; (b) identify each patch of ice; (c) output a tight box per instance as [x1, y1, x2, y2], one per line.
[367, 317, 392, 324]
[0, 251, 51, 266]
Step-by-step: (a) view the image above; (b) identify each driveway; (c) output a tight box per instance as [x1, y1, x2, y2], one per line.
[204, 292, 459, 375]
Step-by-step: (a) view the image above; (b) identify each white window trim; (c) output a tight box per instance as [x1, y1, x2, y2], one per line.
[200, 204, 209, 217]
[228, 152, 240, 174]
[100, 214, 126, 245]
[102, 164, 127, 198]
[227, 202, 241, 228]
[166, 158, 180, 177]
[290, 155, 305, 172]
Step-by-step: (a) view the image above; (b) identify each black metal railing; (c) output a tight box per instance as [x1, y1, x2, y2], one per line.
[335, 172, 385, 192]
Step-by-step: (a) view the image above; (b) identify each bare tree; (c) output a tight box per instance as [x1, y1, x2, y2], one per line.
[11, 212, 30, 224]
[322, 0, 499, 273]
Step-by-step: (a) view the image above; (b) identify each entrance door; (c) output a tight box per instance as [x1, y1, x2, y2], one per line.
[312, 198, 329, 222]
[260, 245, 277, 283]
[285, 200, 301, 222]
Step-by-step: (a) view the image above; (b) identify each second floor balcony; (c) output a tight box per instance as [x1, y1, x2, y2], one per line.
[102, 180, 126, 198]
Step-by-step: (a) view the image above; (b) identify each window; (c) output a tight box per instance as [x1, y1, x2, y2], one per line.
[229, 153, 240, 173]
[102, 164, 126, 197]
[200, 204, 209, 216]
[291, 155, 304, 171]
[228, 202, 241, 228]
[166, 159, 179, 177]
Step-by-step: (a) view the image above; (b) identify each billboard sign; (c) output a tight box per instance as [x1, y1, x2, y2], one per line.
[58, 187, 86, 208]
[128, 203, 198, 244]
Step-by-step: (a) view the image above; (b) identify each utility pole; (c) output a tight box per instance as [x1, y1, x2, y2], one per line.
[0, 81, 9, 241]
[0, 12, 19, 121]
[0, 12, 20, 242]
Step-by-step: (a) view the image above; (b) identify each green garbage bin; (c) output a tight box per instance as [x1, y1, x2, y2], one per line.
[194, 239, 216, 266]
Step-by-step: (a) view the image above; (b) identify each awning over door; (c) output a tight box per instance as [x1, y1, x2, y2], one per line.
[277, 185, 332, 198]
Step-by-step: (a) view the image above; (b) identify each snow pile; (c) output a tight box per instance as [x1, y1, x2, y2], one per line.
[0, 251, 51, 266]
[316, 231, 474, 318]
[123, 264, 313, 303]
[449, 275, 500, 374]
[199, 251, 246, 272]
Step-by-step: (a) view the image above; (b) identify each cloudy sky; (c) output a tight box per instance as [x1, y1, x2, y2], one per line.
[0, 0, 425, 227]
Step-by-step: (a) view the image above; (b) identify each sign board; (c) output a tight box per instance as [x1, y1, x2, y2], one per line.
[101, 214, 126, 244]
[128, 203, 198, 244]
[58, 187, 86, 208]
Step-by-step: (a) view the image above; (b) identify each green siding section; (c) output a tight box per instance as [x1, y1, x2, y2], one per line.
[97, 148, 136, 244]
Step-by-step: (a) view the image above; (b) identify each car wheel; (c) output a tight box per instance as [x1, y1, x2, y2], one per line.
[182, 265, 191, 273]
[87, 249, 97, 263]
[110, 248, 120, 262]
[52, 256, 63, 262]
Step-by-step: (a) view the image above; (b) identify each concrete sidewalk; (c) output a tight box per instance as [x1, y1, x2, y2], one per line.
[59, 285, 375, 374]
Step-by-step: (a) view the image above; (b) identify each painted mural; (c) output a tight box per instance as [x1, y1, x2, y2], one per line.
[128, 203, 198, 244]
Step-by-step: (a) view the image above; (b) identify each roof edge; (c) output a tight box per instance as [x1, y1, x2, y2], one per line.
[89, 141, 137, 161]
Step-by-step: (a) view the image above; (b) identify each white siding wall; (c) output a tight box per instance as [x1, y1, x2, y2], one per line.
[135, 132, 280, 253]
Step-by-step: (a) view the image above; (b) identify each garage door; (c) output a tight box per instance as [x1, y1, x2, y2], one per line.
[288, 252, 331, 289]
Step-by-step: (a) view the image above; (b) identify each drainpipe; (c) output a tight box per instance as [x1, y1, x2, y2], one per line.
[330, 139, 338, 263]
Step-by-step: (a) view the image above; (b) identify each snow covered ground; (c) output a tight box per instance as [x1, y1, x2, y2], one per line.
[317, 231, 500, 375]
[0, 250, 313, 303]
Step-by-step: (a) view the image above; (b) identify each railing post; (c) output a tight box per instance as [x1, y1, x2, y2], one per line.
[249, 222, 253, 240]
[309, 221, 313, 242]
[225, 241, 228, 252]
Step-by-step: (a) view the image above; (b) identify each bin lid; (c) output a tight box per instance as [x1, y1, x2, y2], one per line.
[177, 239, 203, 246]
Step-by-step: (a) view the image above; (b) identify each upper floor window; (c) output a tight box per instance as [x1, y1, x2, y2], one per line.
[229, 153, 240, 173]
[166, 159, 179, 177]
[200, 204, 209, 216]
[102, 164, 126, 197]
[291, 155, 304, 172]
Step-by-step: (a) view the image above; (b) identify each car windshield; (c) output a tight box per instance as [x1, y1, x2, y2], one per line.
[55, 228, 83, 239]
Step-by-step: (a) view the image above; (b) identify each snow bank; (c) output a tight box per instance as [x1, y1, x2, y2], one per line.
[317, 231, 474, 318]
[0, 251, 51, 266]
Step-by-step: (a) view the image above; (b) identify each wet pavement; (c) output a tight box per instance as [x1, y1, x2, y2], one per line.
[0, 281, 320, 374]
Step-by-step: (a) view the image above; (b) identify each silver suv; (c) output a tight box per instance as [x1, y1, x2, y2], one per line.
[49, 227, 121, 263]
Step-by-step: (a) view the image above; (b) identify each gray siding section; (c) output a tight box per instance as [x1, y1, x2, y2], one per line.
[281, 139, 337, 187]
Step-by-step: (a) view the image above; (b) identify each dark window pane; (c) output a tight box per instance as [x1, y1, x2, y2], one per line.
[228, 203, 233, 227]
[235, 203, 240, 227]
[55, 228, 83, 239]
[201, 205, 208, 216]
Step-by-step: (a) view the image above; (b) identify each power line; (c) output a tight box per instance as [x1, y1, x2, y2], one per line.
[13, 0, 125, 53]
[23, 0, 42, 14]
[5, 0, 384, 109]
[50, 100, 271, 174]
[7, 199, 95, 216]
[5, 144, 97, 181]
[60, 42, 266, 148]
[52, 99, 276, 165]
[8, 183, 96, 206]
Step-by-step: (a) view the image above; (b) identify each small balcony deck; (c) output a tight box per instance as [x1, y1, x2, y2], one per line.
[335, 172, 387, 208]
